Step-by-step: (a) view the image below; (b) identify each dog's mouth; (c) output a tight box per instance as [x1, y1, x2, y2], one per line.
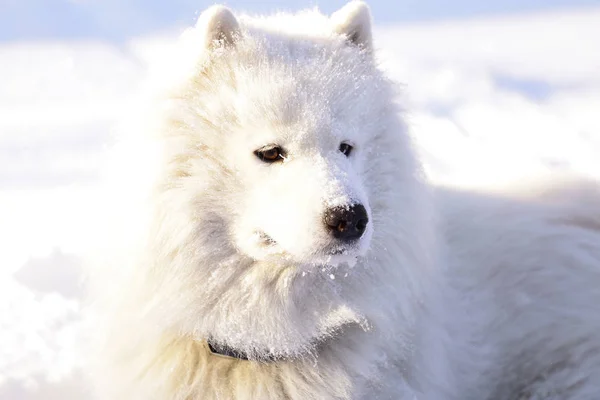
[254, 231, 361, 267]
[257, 231, 277, 247]
[325, 244, 353, 256]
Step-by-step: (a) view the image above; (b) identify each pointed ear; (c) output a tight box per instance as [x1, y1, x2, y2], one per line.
[331, 1, 373, 50]
[196, 5, 240, 49]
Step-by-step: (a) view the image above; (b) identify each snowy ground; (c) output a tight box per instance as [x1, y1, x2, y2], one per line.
[1, 7, 599, 399]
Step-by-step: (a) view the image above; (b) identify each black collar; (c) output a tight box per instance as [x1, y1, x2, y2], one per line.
[206, 339, 280, 362]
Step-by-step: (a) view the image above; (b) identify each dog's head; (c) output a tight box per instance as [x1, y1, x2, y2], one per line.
[160, 2, 416, 268]
[140, 2, 433, 357]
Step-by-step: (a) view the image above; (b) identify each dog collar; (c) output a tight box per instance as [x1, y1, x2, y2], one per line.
[206, 339, 279, 362]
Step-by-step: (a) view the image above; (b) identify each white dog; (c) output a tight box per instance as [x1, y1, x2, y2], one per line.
[91, 2, 600, 399]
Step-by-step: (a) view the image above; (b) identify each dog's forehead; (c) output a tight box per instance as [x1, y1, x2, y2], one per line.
[230, 51, 376, 143]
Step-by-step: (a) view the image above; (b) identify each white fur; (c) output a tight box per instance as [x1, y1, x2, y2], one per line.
[427, 178, 600, 399]
[90, 2, 600, 400]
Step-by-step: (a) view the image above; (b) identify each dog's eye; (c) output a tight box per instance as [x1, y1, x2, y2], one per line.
[254, 146, 285, 163]
[339, 142, 353, 157]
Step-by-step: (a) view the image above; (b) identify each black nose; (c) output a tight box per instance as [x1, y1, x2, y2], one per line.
[324, 204, 369, 241]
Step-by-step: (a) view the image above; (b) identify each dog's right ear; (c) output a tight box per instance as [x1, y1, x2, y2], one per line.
[331, 1, 373, 50]
[196, 5, 240, 50]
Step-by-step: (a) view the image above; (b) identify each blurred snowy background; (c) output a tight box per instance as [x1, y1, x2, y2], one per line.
[1, 0, 599, 398]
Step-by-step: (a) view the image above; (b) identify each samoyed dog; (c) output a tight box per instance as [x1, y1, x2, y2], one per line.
[91, 2, 600, 399]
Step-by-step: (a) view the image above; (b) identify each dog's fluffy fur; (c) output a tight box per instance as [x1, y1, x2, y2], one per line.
[91, 2, 600, 399]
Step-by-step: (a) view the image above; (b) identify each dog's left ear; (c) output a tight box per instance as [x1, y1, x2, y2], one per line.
[331, 1, 373, 50]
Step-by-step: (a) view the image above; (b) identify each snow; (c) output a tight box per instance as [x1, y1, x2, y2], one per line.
[376, 7, 600, 185]
[1, 6, 599, 399]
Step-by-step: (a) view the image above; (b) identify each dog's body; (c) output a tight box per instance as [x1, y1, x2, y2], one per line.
[430, 180, 600, 399]
[91, 3, 600, 399]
